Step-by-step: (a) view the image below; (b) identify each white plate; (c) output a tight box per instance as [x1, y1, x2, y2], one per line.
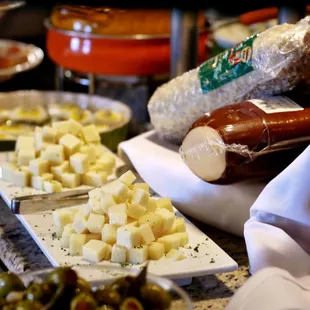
[0, 153, 238, 282]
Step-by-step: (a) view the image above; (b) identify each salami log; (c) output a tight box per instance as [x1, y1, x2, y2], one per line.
[148, 17, 310, 144]
[180, 96, 310, 184]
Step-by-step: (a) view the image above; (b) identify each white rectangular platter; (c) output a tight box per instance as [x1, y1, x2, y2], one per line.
[0, 152, 238, 282]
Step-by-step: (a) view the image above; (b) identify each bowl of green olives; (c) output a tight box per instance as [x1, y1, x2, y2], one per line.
[0, 265, 193, 310]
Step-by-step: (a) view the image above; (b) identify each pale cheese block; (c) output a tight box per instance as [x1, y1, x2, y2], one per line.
[15, 136, 35, 153]
[174, 218, 186, 233]
[53, 209, 74, 229]
[8, 153, 17, 164]
[127, 203, 146, 220]
[155, 208, 175, 234]
[52, 121, 71, 140]
[68, 119, 83, 137]
[90, 143, 105, 158]
[42, 145, 65, 165]
[131, 188, 149, 207]
[42, 126, 57, 144]
[131, 183, 150, 193]
[165, 249, 186, 261]
[147, 198, 157, 213]
[86, 213, 105, 234]
[96, 153, 115, 173]
[157, 235, 180, 253]
[43, 180, 62, 193]
[116, 226, 141, 248]
[101, 224, 117, 244]
[82, 124, 100, 143]
[108, 203, 127, 215]
[1, 163, 17, 182]
[13, 169, 30, 187]
[61, 172, 81, 188]
[156, 198, 174, 212]
[108, 204, 127, 226]
[111, 244, 127, 263]
[104, 244, 112, 260]
[59, 133, 82, 158]
[119, 170, 136, 186]
[18, 148, 36, 166]
[83, 240, 109, 263]
[70, 234, 87, 256]
[29, 158, 49, 176]
[148, 242, 165, 260]
[88, 188, 104, 199]
[73, 214, 89, 234]
[138, 223, 155, 244]
[82, 171, 107, 187]
[128, 245, 148, 264]
[50, 161, 69, 182]
[61, 223, 76, 248]
[70, 152, 89, 174]
[31, 173, 53, 190]
[173, 232, 189, 246]
[79, 145, 96, 164]
[99, 193, 116, 214]
[102, 180, 130, 203]
[87, 197, 104, 215]
[138, 213, 163, 238]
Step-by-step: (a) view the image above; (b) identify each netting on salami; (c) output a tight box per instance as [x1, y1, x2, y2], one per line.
[180, 96, 310, 184]
[148, 16, 310, 144]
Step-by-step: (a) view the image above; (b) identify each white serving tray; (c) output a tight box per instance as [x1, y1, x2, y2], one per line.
[0, 152, 238, 282]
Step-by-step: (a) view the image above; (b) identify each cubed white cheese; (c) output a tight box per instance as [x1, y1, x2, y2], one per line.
[80, 204, 92, 219]
[173, 232, 189, 246]
[101, 224, 117, 244]
[83, 240, 109, 263]
[147, 198, 157, 213]
[82, 171, 107, 187]
[155, 208, 175, 234]
[157, 235, 180, 253]
[59, 133, 82, 158]
[79, 145, 96, 164]
[156, 198, 174, 212]
[119, 170, 136, 186]
[104, 244, 112, 260]
[109, 212, 127, 227]
[131, 188, 149, 207]
[41, 126, 57, 144]
[138, 223, 155, 244]
[68, 119, 83, 137]
[111, 244, 127, 263]
[82, 125, 100, 143]
[15, 136, 34, 153]
[29, 158, 49, 176]
[102, 180, 130, 203]
[128, 245, 148, 264]
[42, 145, 65, 165]
[1, 163, 17, 182]
[18, 148, 36, 166]
[61, 173, 81, 188]
[99, 193, 116, 214]
[148, 242, 165, 260]
[8, 153, 17, 164]
[13, 169, 30, 187]
[70, 152, 89, 174]
[50, 161, 69, 182]
[88, 187, 103, 199]
[108, 203, 127, 216]
[165, 249, 186, 261]
[87, 197, 104, 215]
[131, 183, 150, 194]
[96, 153, 115, 173]
[53, 209, 73, 229]
[86, 213, 105, 234]
[61, 223, 76, 248]
[43, 180, 62, 193]
[138, 213, 163, 238]
[31, 173, 53, 190]
[55, 226, 63, 238]
[127, 203, 146, 220]
[174, 217, 186, 232]
[89, 143, 105, 158]
[70, 234, 87, 256]
[52, 121, 70, 140]
[116, 226, 141, 248]
[73, 214, 89, 234]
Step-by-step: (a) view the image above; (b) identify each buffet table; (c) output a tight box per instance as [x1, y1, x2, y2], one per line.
[0, 198, 250, 310]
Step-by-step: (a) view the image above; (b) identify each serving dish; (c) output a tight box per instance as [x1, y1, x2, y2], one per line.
[0, 90, 132, 152]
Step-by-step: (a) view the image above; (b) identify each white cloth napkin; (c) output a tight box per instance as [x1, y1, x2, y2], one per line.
[244, 144, 310, 277]
[118, 130, 266, 236]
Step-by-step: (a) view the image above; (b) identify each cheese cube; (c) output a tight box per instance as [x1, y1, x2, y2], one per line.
[61, 224, 76, 248]
[82, 124, 100, 143]
[138, 213, 163, 238]
[43, 180, 62, 193]
[1, 163, 17, 182]
[116, 226, 141, 248]
[173, 232, 189, 246]
[104, 244, 112, 260]
[79, 145, 96, 164]
[70, 234, 87, 256]
[127, 203, 146, 220]
[131, 183, 150, 194]
[131, 188, 149, 207]
[42, 172, 53, 181]
[55, 226, 63, 238]
[165, 249, 186, 261]
[109, 213, 127, 227]
[8, 153, 17, 164]
[119, 170, 136, 186]
[61, 173, 81, 188]
[87, 197, 104, 215]
[157, 235, 180, 253]
[99, 193, 116, 214]
[13, 169, 30, 187]
[50, 161, 69, 182]
[70, 153, 89, 174]
[52, 121, 70, 140]
[111, 244, 127, 263]
[148, 242, 165, 260]
[31, 173, 53, 190]
[147, 198, 157, 213]
[73, 214, 89, 234]
[80, 204, 92, 219]
[87, 213, 105, 234]
[83, 240, 109, 263]
[155, 208, 175, 234]
[156, 198, 174, 212]
[29, 158, 49, 176]
[42, 145, 65, 165]
[83, 171, 107, 187]
[102, 180, 130, 203]
[88, 187, 103, 199]
[101, 224, 117, 244]
[53, 209, 73, 229]
[128, 245, 148, 264]
[68, 119, 83, 137]
[90, 143, 105, 158]
[127, 218, 138, 226]
[108, 203, 127, 216]
[42, 126, 57, 143]
[96, 153, 115, 173]
[59, 133, 82, 158]
[174, 218, 186, 232]
[15, 136, 34, 153]
[138, 223, 155, 244]
[18, 148, 35, 166]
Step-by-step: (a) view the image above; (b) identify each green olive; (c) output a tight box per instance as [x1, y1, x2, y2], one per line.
[94, 287, 121, 307]
[75, 277, 92, 295]
[25, 282, 53, 304]
[46, 267, 78, 288]
[120, 297, 144, 310]
[110, 278, 131, 295]
[70, 293, 97, 310]
[15, 300, 43, 310]
[0, 273, 25, 298]
[140, 284, 171, 310]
